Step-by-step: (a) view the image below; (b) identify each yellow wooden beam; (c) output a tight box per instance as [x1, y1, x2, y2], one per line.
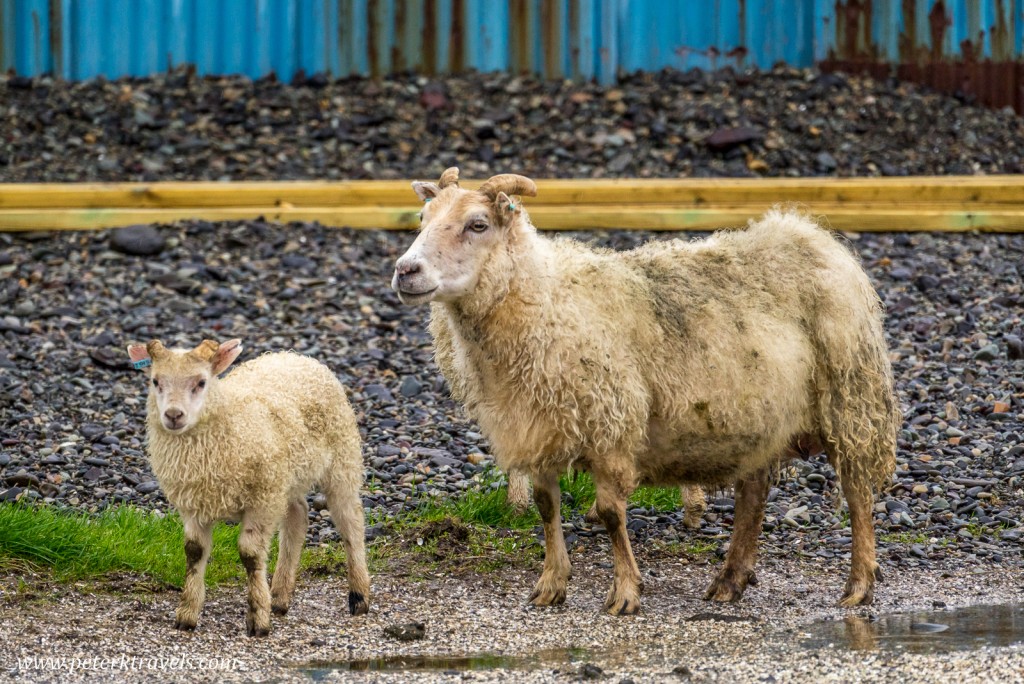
[2, 205, 1022, 232]
[3, 176, 1024, 209]
[1, 177, 1024, 231]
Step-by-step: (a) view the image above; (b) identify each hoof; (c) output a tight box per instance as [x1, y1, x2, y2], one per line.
[349, 591, 369, 616]
[245, 615, 271, 637]
[528, 577, 567, 607]
[838, 582, 875, 608]
[603, 595, 641, 616]
[271, 604, 289, 616]
[173, 618, 196, 631]
[584, 505, 601, 524]
[681, 515, 702, 530]
[704, 567, 755, 603]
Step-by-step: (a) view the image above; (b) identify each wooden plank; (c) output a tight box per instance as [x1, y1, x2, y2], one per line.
[2, 205, 1023, 232]
[4, 176, 1024, 209]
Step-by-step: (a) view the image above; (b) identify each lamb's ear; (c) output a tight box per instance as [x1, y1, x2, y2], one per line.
[211, 339, 242, 375]
[412, 181, 440, 202]
[126, 343, 152, 371]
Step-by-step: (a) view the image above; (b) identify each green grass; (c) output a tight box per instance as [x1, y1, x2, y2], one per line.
[0, 505, 247, 586]
[0, 470, 691, 587]
[879, 531, 930, 545]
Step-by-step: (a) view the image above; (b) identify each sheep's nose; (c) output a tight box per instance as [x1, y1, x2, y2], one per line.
[164, 408, 184, 423]
[396, 260, 421, 277]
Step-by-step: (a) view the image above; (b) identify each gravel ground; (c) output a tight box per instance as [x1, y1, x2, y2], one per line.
[3, 66, 1024, 181]
[0, 222, 1022, 572]
[2, 550, 1022, 683]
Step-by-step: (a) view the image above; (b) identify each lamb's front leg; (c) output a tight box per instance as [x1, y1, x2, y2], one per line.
[593, 471, 642, 615]
[528, 471, 571, 607]
[175, 516, 213, 631]
[238, 511, 275, 637]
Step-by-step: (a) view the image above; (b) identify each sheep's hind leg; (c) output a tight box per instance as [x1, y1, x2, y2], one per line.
[705, 467, 770, 603]
[238, 511, 275, 637]
[271, 498, 309, 615]
[175, 516, 213, 631]
[528, 471, 571, 607]
[593, 472, 642, 616]
[324, 468, 371, 615]
[680, 484, 707, 530]
[836, 467, 881, 607]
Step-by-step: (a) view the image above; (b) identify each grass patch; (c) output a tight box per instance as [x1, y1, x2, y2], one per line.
[0, 505, 247, 587]
[879, 531, 930, 545]
[0, 470, 690, 586]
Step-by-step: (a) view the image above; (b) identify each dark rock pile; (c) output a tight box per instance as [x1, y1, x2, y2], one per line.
[3, 66, 1024, 182]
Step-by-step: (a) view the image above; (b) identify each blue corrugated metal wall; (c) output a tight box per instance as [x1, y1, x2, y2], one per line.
[1, 0, 1021, 83]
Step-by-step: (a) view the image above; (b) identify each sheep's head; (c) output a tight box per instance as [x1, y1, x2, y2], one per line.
[392, 167, 537, 305]
[125, 338, 242, 434]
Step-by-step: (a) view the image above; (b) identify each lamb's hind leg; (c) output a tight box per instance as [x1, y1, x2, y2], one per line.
[593, 469, 642, 616]
[270, 498, 308, 615]
[680, 484, 707, 530]
[528, 471, 570, 607]
[705, 466, 770, 602]
[323, 467, 371, 615]
[175, 515, 213, 630]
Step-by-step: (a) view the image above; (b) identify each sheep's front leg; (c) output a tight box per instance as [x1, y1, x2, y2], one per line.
[238, 511, 275, 637]
[271, 498, 308, 615]
[175, 516, 213, 631]
[705, 466, 770, 602]
[528, 471, 570, 607]
[593, 472, 642, 616]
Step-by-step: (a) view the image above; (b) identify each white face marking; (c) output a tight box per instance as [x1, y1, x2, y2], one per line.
[151, 369, 211, 433]
[393, 191, 501, 305]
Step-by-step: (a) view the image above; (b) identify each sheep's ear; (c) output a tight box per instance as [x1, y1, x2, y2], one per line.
[211, 339, 242, 375]
[412, 181, 440, 202]
[126, 343, 153, 371]
[494, 192, 521, 225]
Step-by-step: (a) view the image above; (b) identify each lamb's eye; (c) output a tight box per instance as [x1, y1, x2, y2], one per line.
[468, 221, 488, 233]
[152, 378, 159, 389]
[197, 380, 206, 389]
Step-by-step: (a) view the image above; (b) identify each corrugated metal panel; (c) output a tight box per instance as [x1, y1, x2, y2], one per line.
[0, 0, 1022, 111]
[820, 0, 1024, 112]
[0, 0, 822, 82]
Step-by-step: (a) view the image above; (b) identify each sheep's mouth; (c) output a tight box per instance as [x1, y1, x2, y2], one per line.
[397, 287, 438, 304]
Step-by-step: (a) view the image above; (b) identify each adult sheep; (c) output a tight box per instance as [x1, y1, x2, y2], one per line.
[392, 168, 897, 615]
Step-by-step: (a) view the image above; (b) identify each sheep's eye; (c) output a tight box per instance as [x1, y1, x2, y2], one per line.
[152, 378, 160, 389]
[197, 380, 206, 390]
[468, 221, 489, 233]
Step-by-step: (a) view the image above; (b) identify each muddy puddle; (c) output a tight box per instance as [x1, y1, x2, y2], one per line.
[302, 648, 595, 679]
[798, 604, 1024, 653]
[299, 605, 1024, 678]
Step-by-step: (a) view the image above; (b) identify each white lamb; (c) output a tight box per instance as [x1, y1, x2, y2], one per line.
[125, 338, 370, 635]
[392, 168, 897, 615]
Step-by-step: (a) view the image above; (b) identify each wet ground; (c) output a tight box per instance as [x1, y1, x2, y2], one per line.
[2, 549, 1022, 683]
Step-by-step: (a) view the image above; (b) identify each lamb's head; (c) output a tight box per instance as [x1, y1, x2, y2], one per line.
[392, 167, 537, 306]
[125, 338, 242, 434]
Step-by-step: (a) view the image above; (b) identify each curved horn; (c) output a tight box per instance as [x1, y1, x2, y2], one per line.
[146, 339, 170, 360]
[438, 167, 460, 189]
[190, 339, 220, 362]
[477, 174, 537, 199]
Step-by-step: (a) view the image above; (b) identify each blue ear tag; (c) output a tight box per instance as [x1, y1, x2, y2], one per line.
[508, 203, 516, 210]
[424, 198, 432, 203]
[132, 359, 152, 370]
